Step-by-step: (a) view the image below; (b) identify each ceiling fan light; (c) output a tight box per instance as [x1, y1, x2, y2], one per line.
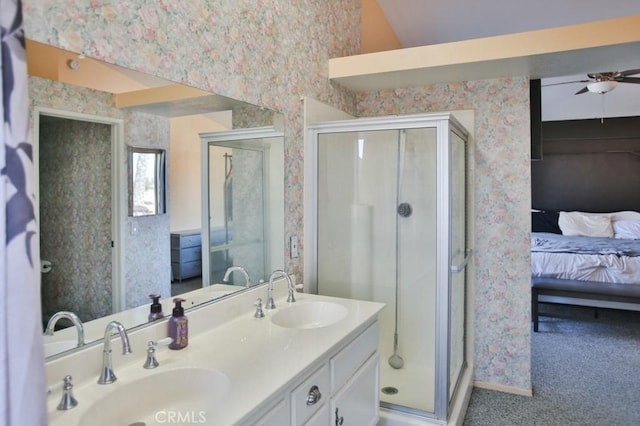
[587, 80, 618, 94]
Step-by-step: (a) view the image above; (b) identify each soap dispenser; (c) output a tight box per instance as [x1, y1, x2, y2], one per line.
[148, 294, 164, 322]
[168, 298, 188, 350]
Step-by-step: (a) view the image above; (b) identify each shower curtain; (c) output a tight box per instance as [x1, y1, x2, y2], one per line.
[1, 1, 47, 424]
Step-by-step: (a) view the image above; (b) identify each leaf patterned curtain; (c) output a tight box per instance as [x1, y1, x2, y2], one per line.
[1, 1, 47, 424]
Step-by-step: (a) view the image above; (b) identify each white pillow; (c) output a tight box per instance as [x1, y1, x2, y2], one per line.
[613, 220, 640, 240]
[609, 211, 640, 222]
[558, 211, 614, 238]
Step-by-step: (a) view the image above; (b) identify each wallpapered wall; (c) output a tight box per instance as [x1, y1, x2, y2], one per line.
[358, 79, 533, 390]
[40, 118, 112, 322]
[29, 76, 171, 311]
[24, 1, 532, 391]
[23, 0, 361, 280]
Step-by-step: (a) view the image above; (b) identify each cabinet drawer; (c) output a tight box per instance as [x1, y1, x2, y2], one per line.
[171, 232, 201, 249]
[291, 364, 329, 425]
[331, 322, 378, 392]
[171, 260, 201, 280]
[171, 246, 201, 263]
[252, 398, 288, 426]
[304, 403, 329, 426]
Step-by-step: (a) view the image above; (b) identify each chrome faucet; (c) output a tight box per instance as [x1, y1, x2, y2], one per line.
[44, 311, 85, 348]
[265, 270, 296, 310]
[223, 266, 252, 288]
[97, 321, 132, 385]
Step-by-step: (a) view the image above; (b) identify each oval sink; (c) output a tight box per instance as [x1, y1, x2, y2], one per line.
[80, 367, 230, 426]
[271, 302, 348, 329]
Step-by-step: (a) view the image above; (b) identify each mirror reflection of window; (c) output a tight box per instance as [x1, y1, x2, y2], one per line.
[129, 147, 166, 217]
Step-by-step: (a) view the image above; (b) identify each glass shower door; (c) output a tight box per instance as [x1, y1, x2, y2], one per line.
[316, 126, 439, 414]
[206, 143, 267, 284]
[448, 130, 467, 403]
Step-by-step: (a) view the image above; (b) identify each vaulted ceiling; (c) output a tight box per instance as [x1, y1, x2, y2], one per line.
[363, 1, 640, 120]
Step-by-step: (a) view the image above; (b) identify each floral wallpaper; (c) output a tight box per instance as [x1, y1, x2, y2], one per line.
[29, 76, 171, 313]
[24, 1, 533, 392]
[358, 78, 533, 390]
[123, 111, 171, 309]
[39, 118, 112, 322]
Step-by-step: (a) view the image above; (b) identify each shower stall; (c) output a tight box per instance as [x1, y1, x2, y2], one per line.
[306, 113, 471, 423]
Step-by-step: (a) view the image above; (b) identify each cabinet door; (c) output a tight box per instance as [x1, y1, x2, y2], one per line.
[331, 354, 379, 426]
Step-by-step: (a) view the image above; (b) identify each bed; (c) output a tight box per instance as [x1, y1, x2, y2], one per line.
[531, 210, 640, 331]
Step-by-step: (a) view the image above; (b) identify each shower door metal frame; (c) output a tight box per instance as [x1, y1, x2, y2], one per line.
[438, 122, 470, 420]
[305, 112, 470, 422]
[200, 126, 282, 287]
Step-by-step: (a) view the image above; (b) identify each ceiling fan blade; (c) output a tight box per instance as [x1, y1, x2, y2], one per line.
[574, 86, 589, 95]
[620, 68, 640, 77]
[618, 77, 640, 84]
[542, 80, 588, 88]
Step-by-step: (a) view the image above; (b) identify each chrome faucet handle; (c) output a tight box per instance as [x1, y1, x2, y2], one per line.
[143, 341, 159, 369]
[56, 375, 78, 411]
[254, 298, 265, 318]
[143, 337, 172, 369]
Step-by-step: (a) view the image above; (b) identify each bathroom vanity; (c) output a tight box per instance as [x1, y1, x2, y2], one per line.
[45, 279, 384, 425]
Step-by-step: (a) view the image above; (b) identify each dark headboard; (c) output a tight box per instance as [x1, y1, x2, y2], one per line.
[532, 116, 640, 213]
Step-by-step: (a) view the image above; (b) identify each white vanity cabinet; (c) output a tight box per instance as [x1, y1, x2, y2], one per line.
[330, 355, 379, 426]
[248, 321, 379, 426]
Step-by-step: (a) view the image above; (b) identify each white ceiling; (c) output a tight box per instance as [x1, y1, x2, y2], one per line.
[376, 0, 640, 47]
[541, 74, 640, 121]
[375, 0, 640, 120]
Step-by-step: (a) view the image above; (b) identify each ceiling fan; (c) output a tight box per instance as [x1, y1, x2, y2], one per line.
[543, 69, 640, 95]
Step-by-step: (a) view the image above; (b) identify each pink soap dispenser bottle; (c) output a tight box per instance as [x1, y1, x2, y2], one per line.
[168, 298, 188, 350]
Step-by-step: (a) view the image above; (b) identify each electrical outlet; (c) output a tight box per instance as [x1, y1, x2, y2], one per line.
[290, 235, 299, 258]
[130, 221, 139, 235]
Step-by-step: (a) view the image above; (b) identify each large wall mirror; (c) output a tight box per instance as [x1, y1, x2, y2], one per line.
[28, 39, 285, 358]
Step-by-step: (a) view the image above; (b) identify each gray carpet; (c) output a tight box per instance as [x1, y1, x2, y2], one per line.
[463, 304, 640, 426]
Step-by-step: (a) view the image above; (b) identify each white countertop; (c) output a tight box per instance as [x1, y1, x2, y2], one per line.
[46, 283, 385, 425]
[43, 283, 241, 358]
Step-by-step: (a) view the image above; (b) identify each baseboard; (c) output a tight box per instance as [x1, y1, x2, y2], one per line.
[473, 381, 533, 397]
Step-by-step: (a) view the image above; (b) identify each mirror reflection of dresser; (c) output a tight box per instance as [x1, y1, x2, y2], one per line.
[170, 229, 202, 283]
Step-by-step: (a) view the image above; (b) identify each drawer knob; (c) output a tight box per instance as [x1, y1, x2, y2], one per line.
[306, 385, 322, 406]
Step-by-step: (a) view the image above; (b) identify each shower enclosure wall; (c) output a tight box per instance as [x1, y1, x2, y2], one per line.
[305, 113, 471, 423]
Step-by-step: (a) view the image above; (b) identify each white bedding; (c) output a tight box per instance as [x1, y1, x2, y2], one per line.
[531, 212, 640, 284]
[531, 251, 640, 284]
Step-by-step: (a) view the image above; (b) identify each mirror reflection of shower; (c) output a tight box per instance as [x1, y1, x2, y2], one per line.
[201, 128, 285, 287]
[223, 152, 233, 272]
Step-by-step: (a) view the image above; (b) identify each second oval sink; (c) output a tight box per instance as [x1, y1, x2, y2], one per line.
[271, 302, 348, 329]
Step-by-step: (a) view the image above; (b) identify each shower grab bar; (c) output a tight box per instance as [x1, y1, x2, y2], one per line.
[450, 249, 473, 273]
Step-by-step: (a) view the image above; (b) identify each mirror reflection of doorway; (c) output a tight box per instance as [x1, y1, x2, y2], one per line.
[36, 110, 121, 326]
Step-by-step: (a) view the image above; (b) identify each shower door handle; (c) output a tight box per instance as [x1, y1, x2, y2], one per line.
[450, 249, 472, 273]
